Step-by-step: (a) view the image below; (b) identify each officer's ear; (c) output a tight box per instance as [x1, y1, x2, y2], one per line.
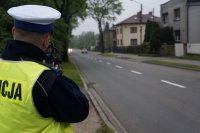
[42, 34, 50, 51]
[12, 27, 15, 38]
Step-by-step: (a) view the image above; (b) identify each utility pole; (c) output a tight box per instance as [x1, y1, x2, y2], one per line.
[153, 8, 155, 21]
[139, 4, 143, 23]
[140, 3, 143, 45]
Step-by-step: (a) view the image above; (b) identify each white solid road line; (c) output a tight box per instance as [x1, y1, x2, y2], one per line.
[161, 80, 186, 88]
[131, 70, 143, 75]
[115, 65, 123, 69]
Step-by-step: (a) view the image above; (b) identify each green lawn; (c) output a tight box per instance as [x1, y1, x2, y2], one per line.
[60, 60, 83, 87]
[138, 53, 159, 57]
[179, 55, 200, 61]
[99, 53, 117, 57]
[143, 60, 200, 71]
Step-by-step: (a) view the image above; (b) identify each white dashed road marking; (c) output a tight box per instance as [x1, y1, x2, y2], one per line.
[131, 70, 143, 75]
[115, 65, 123, 69]
[161, 80, 186, 88]
[106, 62, 111, 65]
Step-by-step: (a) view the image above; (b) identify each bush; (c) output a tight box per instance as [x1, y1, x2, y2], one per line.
[150, 26, 175, 54]
[113, 44, 151, 54]
[144, 20, 160, 42]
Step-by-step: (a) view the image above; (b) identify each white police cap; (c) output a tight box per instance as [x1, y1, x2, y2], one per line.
[7, 5, 61, 33]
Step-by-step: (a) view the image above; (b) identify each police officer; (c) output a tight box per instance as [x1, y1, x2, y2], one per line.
[0, 5, 89, 133]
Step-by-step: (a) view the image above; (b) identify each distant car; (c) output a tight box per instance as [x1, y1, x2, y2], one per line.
[81, 48, 88, 54]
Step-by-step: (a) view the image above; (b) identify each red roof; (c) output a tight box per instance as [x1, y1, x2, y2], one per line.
[116, 13, 160, 26]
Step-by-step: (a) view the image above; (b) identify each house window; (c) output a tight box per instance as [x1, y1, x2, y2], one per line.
[130, 27, 137, 33]
[116, 29, 119, 34]
[162, 13, 168, 24]
[113, 30, 116, 38]
[174, 8, 180, 21]
[121, 39, 123, 46]
[131, 39, 137, 46]
[120, 28, 122, 34]
[174, 30, 180, 42]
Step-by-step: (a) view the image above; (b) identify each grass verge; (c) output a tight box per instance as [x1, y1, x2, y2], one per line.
[60, 60, 83, 87]
[138, 53, 159, 57]
[99, 53, 117, 57]
[143, 60, 200, 71]
[96, 122, 114, 133]
[179, 55, 200, 61]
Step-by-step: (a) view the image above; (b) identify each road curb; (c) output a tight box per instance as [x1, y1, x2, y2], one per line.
[80, 74, 128, 133]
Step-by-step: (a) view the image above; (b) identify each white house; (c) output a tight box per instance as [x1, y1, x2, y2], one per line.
[116, 12, 160, 47]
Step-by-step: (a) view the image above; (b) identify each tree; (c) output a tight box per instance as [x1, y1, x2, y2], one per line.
[0, 7, 12, 53]
[51, 0, 87, 62]
[70, 31, 96, 49]
[87, 0, 123, 53]
[51, 18, 68, 60]
[150, 26, 175, 54]
[0, 0, 88, 62]
[0, 0, 37, 53]
[104, 22, 110, 31]
[144, 20, 160, 43]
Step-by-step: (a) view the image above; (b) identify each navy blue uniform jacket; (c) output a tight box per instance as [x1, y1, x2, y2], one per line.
[1, 40, 89, 123]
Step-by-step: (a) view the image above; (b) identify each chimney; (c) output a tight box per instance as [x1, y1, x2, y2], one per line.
[137, 11, 141, 16]
[149, 12, 153, 16]
[137, 11, 142, 23]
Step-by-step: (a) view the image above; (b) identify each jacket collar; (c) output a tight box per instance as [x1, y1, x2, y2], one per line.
[1, 40, 46, 62]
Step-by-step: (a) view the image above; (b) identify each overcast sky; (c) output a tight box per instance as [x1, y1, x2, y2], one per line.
[72, 0, 169, 35]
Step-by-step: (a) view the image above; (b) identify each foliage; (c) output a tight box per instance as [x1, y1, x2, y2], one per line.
[87, 0, 123, 53]
[104, 22, 110, 31]
[0, 7, 12, 53]
[113, 44, 150, 54]
[51, 18, 68, 60]
[150, 26, 175, 54]
[52, 0, 88, 61]
[0, 0, 88, 61]
[70, 31, 96, 49]
[144, 20, 160, 43]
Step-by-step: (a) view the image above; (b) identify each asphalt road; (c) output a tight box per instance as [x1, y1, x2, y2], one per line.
[70, 50, 200, 133]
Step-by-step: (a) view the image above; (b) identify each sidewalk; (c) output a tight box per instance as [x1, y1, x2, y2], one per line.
[72, 101, 101, 133]
[111, 53, 200, 66]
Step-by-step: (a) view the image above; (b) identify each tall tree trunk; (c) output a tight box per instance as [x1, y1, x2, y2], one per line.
[62, 21, 71, 62]
[62, 39, 69, 62]
[62, 0, 70, 62]
[98, 20, 104, 53]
